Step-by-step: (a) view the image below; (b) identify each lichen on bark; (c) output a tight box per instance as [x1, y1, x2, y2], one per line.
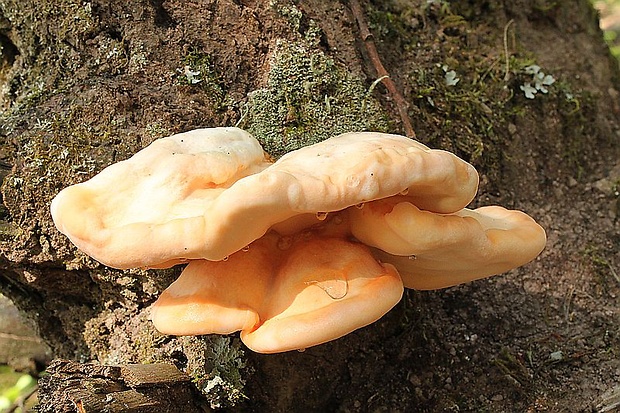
[242, 38, 389, 157]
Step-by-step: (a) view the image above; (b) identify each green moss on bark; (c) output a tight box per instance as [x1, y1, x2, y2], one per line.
[242, 40, 389, 157]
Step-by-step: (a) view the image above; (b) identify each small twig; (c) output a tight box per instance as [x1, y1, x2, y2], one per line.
[362, 75, 388, 111]
[607, 261, 620, 284]
[367, 75, 389, 96]
[503, 19, 514, 82]
[563, 286, 575, 322]
[349, 0, 416, 139]
[6, 384, 38, 413]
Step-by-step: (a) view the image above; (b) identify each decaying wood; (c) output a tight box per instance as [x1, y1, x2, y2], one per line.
[37, 359, 209, 413]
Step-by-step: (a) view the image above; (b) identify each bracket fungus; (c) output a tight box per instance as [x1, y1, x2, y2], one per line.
[150, 231, 403, 354]
[51, 127, 546, 353]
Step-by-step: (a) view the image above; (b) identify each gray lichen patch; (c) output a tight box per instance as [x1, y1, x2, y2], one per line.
[186, 336, 248, 409]
[242, 39, 390, 158]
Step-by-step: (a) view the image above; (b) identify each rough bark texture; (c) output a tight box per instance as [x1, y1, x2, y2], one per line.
[1, 0, 619, 411]
[37, 360, 207, 412]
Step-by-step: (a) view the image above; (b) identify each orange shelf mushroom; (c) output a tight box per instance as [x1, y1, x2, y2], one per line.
[349, 199, 547, 290]
[150, 231, 403, 354]
[51, 128, 478, 269]
[51, 127, 546, 353]
[51, 127, 273, 269]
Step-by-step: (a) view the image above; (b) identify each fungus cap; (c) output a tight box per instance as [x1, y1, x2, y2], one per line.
[349, 199, 547, 289]
[262, 132, 479, 214]
[51, 127, 272, 269]
[149, 239, 273, 336]
[151, 233, 403, 353]
[50, 127, 547, 353]
[51, 130, 478, 269]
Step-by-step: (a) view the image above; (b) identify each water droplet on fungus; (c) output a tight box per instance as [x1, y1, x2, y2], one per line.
[242, 245, 250, 252]
[408, 255, 417, 260]
[316, 211, 328, 221]
[306, 278, 348, 300]
[400, 188, 410, 196]
[222, 255, 229, 261]
[355, 202, 365, 209]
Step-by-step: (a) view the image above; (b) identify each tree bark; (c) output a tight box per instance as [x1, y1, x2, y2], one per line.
[1, 0, 619, 411]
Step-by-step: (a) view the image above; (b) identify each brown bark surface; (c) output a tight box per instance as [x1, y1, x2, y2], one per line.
[1, 0, 619, 411]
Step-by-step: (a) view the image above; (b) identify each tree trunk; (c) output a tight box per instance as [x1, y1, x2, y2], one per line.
[1, 0, 619, 411]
